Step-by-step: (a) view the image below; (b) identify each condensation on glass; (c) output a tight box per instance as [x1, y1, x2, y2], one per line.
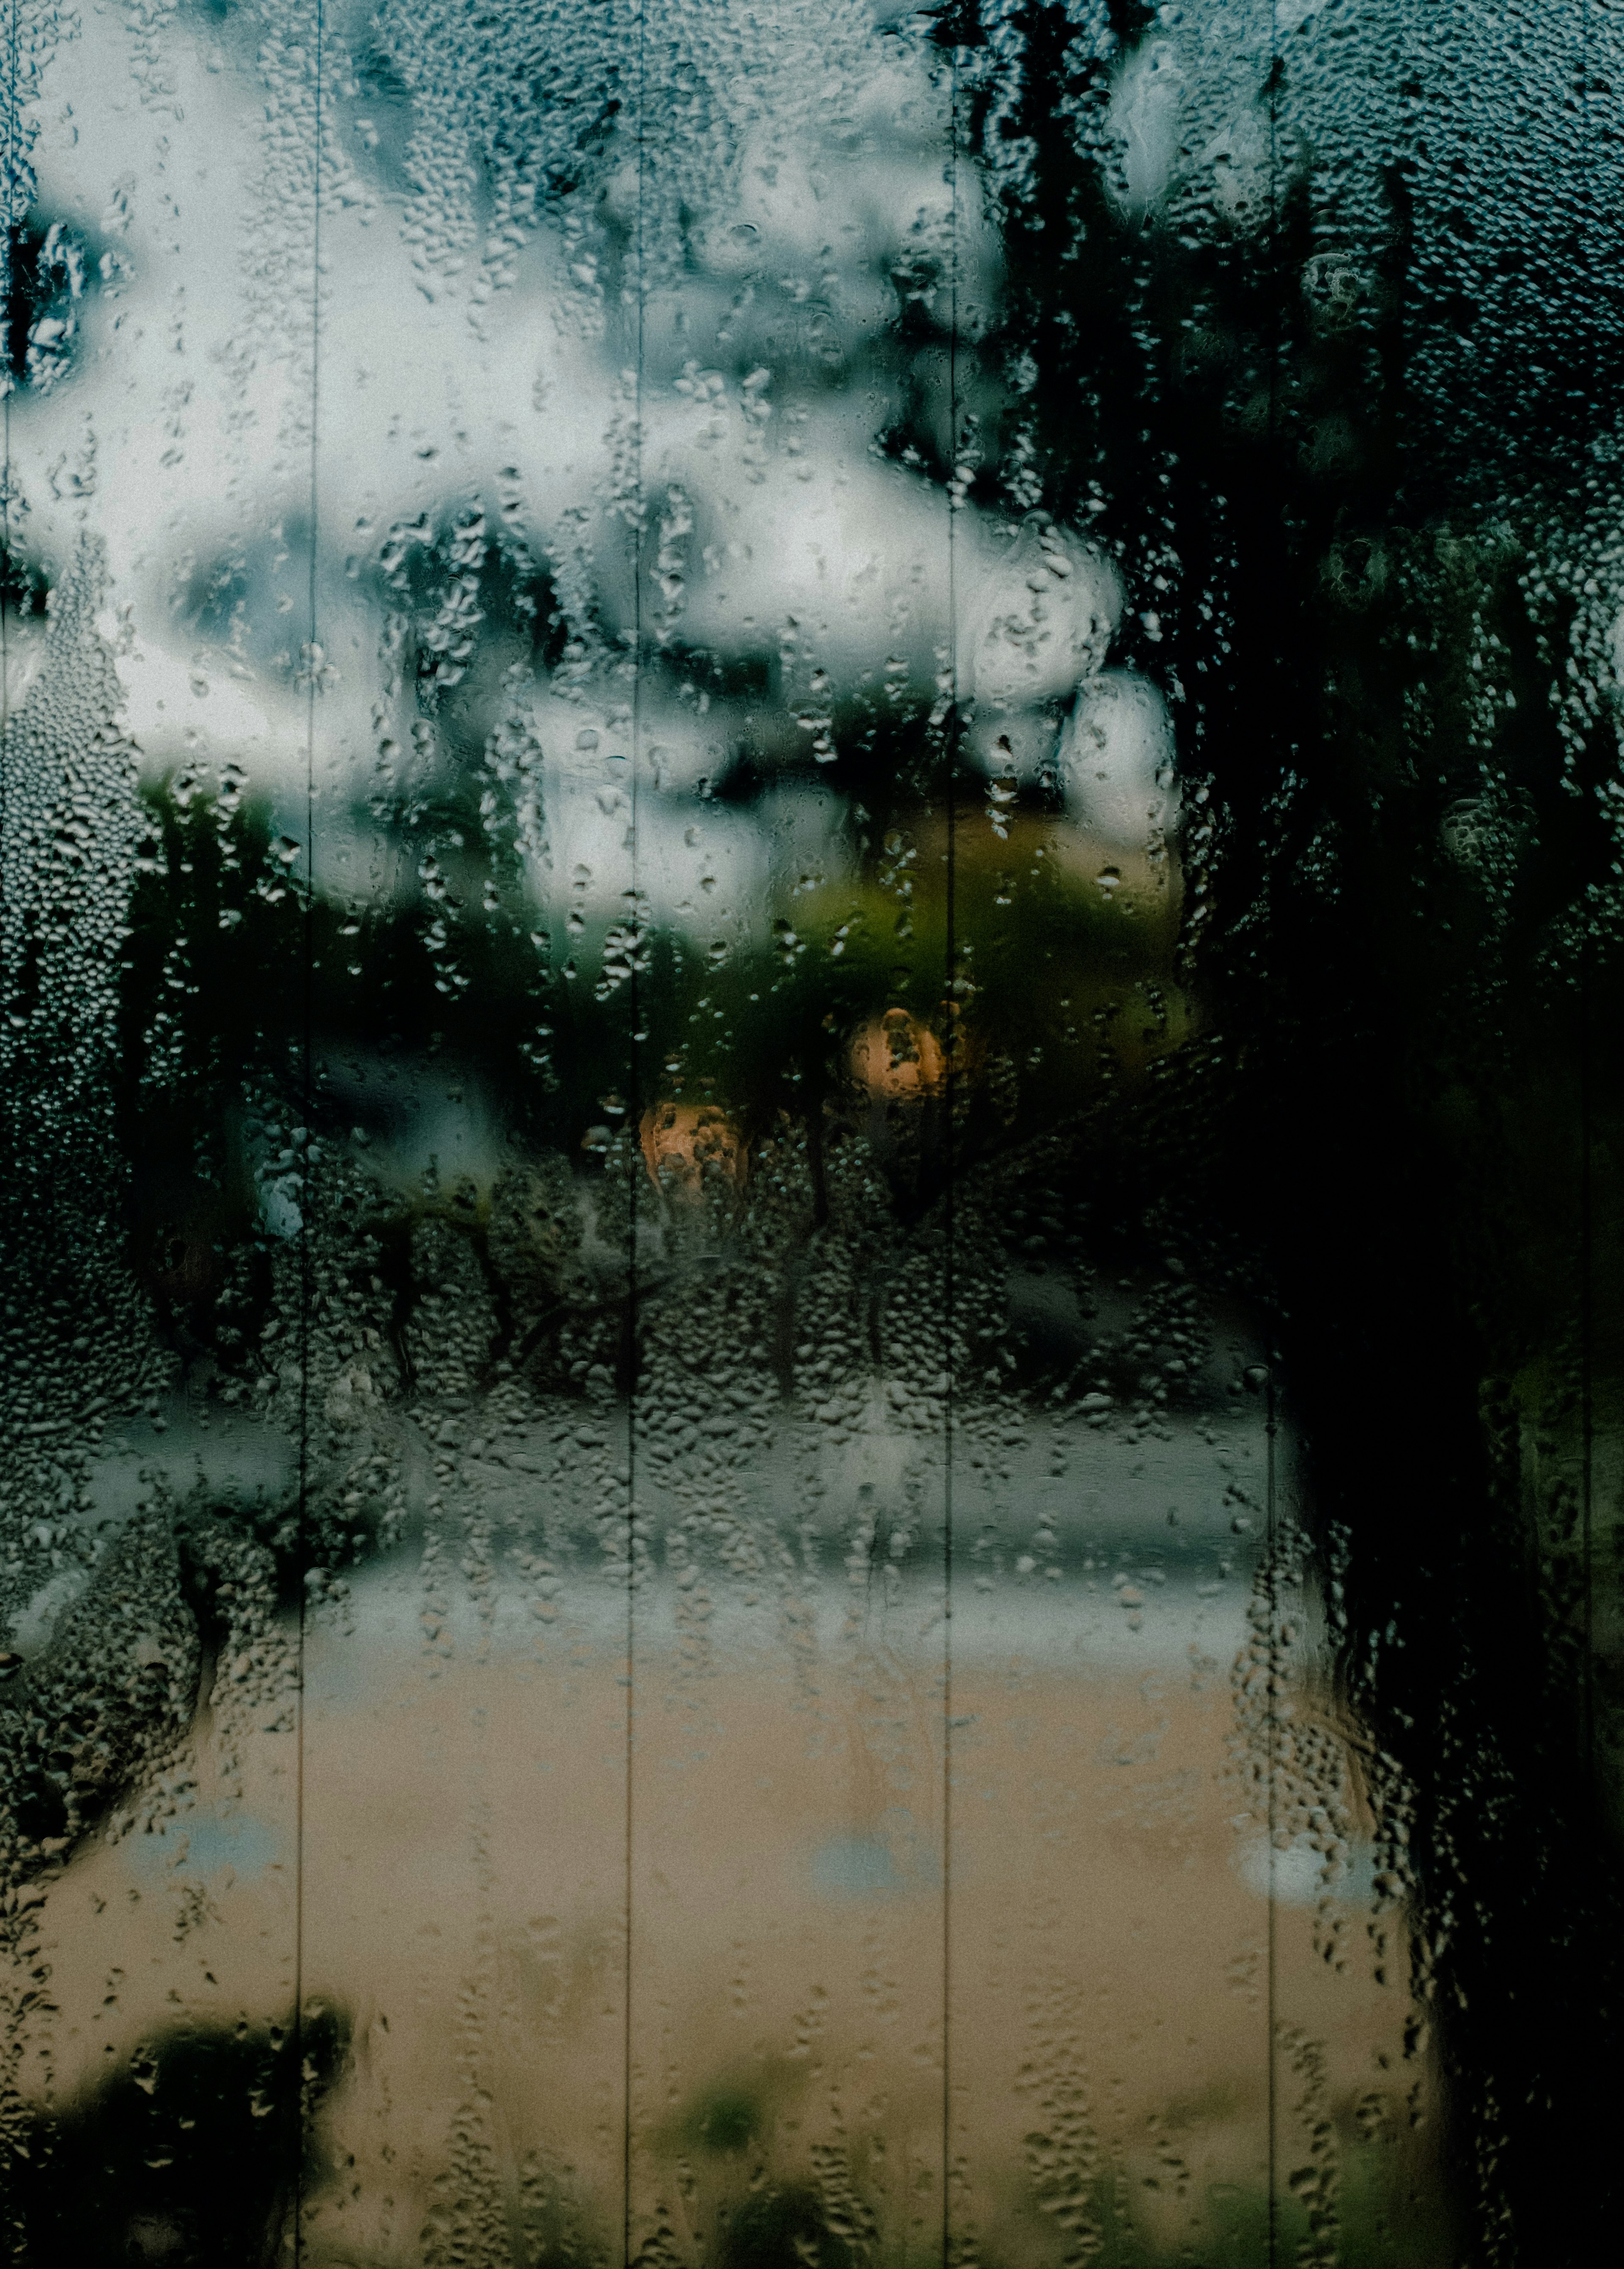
[2, 3, 1619, 2264]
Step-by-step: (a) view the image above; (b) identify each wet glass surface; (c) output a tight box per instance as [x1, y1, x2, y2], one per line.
[2, 4, 1621, 2264]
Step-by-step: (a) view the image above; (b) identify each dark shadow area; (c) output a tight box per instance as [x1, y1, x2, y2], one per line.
[8, 2004, 348, 2268]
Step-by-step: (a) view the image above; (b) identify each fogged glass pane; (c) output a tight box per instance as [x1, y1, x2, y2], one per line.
[4, 3, 1620, 2264]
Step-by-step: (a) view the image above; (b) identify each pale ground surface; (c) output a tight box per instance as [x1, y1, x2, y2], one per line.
[18, 1392, 1442, 2266]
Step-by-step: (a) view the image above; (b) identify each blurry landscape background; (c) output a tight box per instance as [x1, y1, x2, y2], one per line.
[2, 2, 1623, 2262]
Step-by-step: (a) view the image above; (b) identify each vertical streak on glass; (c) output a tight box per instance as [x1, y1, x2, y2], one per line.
[625, 5, 645, 2261]
[0, 0, 15, 1007]
[1582, 864, 1594, 1766]
[943, 37, 959, 2269]
[1580, 0, 1597, 1804]
[1265, 11, 1281, 2267]
[1, 2, 10, 935]
[1265, 1375, 1279, 2269]
[294, 6, 325, 2258]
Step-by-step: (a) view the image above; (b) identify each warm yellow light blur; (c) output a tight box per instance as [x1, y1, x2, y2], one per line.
[639, 1101, 747, 1196]
[850, 1007, 946, 1100]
